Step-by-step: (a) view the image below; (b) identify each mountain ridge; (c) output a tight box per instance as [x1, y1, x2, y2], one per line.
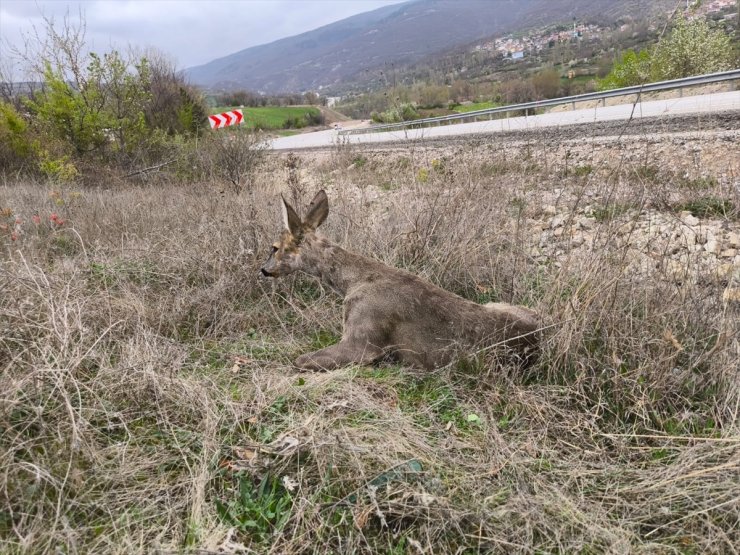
[185, 0, 676, 93]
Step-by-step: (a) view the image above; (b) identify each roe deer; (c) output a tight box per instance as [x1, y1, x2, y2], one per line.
[260, 190, 540, 371]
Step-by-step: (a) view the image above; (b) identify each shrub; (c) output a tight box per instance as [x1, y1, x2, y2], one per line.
[652, 16, 733, 80]
[599, 16, 733, 89]
[371, 103, 419, 124]
[0, 101, 33, 169]
[676, 197, 736, 219]
[38, 153, 79, 183]
[204, 127, 267, 193]
[598, 49, 652, 89]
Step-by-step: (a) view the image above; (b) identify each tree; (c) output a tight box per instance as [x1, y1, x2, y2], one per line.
[141, 48, 207, 136]
[88, 51, 152, 155]
[651, 16, 733, 80]
[26, 62, 108, 154]
[531, 69, 561, 99]
[303, 91, 319, 105]
[599, 16, 733, 90]
[598, 49, 652, 89]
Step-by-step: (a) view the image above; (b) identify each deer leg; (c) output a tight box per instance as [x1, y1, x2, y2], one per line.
[294, 340, 383, 371]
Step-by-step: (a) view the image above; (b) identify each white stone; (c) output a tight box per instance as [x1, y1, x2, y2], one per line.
[704, 240, 720, 254]
[716, 263, 736, 280]
[550, 214, 567, 229]
[722, 287, 740, 304]
[665, 260, 687, 282]
[579, 216, 596, 230]
[727, 232, 740, 249]
[680, 212, 700, 226]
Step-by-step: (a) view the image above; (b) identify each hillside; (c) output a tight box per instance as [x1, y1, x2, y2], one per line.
[186, 0, 677, 94]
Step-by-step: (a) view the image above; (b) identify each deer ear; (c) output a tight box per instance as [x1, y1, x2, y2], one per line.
[281, 195, 302, 235]
[304, 190, 329, 231]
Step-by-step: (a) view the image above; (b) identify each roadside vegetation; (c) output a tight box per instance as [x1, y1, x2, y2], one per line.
[2, 124, 739, 552]
[0, 16, 326, 187]
[1, 9, 739, 555]
[598, 16, 735, 89]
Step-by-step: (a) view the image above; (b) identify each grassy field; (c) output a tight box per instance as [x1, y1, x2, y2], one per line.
[1, 132, 739, 553]
[452, 101, 501, 113]
[211, 105, 323, 130]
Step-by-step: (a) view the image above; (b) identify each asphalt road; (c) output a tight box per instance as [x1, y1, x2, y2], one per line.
[269, 91, 740, 151]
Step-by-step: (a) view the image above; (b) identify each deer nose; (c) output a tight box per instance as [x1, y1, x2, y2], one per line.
[260, 268, 272, 277]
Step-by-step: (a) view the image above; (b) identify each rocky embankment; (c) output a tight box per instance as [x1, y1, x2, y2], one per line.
[535, 204, 740, 303]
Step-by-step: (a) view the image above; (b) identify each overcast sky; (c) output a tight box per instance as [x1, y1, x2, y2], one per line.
[1, 0, 407, 76]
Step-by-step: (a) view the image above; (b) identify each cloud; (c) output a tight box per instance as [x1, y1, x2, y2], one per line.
[0, 0, 407, 71]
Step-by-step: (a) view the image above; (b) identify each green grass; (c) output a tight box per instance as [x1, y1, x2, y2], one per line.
[592, 203, 633, 222]
[676, 197, 736, 219]
[452, 101, 501, 113]
[677, 176, 718, 191]
[215, 473, 292, 545]
[211, 105, 322, 130]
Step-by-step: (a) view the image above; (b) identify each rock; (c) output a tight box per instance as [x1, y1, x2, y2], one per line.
[720, 248, 738, 259]
[543, 205, 557, 216]
[579, 216, 596, 230]
[716, 263, 736, 280]
[722, 287, 740, 304]
[704, 240, 720, 254]
[680, 211, 700, 226]
[553, 227, 564, 237]
[665, 260, 688, 282]
[727, 232, 740, 249]
[571, 235, 585, 248]
[550, 214, 567, 229]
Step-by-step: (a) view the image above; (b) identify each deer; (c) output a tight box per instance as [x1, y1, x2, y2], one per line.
[260, 190, 540, 371]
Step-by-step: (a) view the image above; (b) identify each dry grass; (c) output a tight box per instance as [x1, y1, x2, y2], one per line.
[1, 129, 739, 554]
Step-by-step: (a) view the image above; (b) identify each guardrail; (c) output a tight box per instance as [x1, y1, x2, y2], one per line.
[339, 69, 740, 136]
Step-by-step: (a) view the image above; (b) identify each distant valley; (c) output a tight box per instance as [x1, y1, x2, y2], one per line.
[185, 0, 678, 94]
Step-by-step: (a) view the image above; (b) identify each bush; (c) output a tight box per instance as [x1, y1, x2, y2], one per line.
[652, 16, 733, 80]
[6, 16, 208, 180]
[371, 103, 419, 124]
[599, 16, 733, 89]
[0, 101, 33, 169]
[598, 49, 652, 90]
[203, 127, 267, 193]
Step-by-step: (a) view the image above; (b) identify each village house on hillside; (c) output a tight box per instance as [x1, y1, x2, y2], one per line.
[474, 22, 604, 59]
[474, 0, 736, 60]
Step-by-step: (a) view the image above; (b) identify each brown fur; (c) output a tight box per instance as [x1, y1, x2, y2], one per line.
[261, 190, 540, 371]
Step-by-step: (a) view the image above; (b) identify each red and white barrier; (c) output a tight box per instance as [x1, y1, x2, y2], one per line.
[209, 109, 244, 129]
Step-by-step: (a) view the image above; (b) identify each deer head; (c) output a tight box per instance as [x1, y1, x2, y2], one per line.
[260, 190, 329, 278]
